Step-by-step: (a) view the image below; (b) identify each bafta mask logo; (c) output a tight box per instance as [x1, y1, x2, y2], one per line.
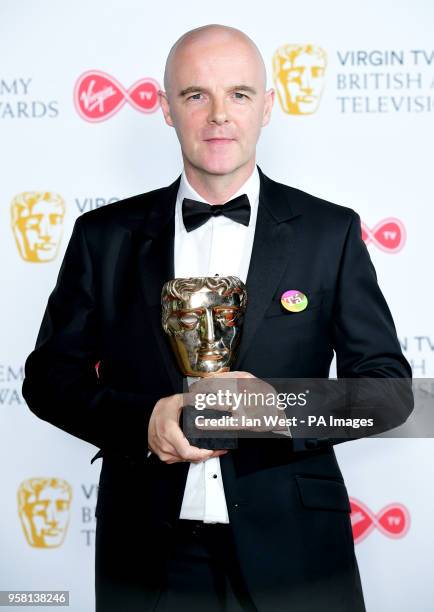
[272, 44, 327, 115]
[162, 276, 247, 377]
[11, 192, 66, 262]
[17, 478, 72, 548]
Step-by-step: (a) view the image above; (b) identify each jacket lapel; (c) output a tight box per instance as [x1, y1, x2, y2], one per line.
[233, 168, 302, 368]
[136, 177, 183, 392]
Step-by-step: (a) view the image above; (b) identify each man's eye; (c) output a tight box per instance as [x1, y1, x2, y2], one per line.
[188, 93, 202, 101]
[234, 92, 247, 99]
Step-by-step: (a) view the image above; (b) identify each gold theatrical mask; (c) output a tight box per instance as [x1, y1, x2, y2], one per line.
[11, 191, 66, 262]
[17, 478, 72, 548]
[272, 44, 327, 115]
[162, 276, 247, 377]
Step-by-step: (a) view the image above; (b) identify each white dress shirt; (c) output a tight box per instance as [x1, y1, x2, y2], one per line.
[175, 166, 260, 523]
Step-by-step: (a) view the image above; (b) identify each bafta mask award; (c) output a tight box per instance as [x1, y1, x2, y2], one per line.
[161, 275, 247, 377]
[161, 276, 247, 449]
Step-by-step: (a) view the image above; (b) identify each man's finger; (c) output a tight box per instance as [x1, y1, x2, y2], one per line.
[156, 448, 228, 464]
[169, 425, 215, 462]
[210, 371, 255, 378]
[210, 450, 228, 457]
[188, 370, 255, 391]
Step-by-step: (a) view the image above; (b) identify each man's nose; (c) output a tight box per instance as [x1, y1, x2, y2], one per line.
[207, 97, 228, 125]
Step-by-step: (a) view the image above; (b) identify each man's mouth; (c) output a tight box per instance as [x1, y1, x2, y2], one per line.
[204, 138, 235, 144]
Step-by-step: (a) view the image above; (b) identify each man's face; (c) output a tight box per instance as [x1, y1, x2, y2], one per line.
[164, 287, 245, 377]
[12, 194, 65, 262]
[160, 34, 274, 178]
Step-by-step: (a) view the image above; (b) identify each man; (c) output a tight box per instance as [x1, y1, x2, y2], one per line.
[23, 24, 412, 612]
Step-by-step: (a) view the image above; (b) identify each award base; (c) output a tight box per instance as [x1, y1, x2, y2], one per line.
[181, 406, 238, 450]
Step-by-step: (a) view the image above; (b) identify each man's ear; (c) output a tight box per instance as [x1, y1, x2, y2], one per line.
[262, 88, 275, 127]
[158, 90, 175, 127]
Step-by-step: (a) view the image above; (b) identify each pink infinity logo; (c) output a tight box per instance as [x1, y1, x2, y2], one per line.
[361, 218, 406, 253]
[74, 70, 160, 122]
[350, 498, 410, 544]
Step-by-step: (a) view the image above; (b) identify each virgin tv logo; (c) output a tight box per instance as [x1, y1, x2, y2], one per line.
[350, 498, 410, 544]
[74, 71, 160, 122]
[361, 218, 406, 253]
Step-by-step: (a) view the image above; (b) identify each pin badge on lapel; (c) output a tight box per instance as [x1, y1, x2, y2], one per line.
[281, 290, 308, 313]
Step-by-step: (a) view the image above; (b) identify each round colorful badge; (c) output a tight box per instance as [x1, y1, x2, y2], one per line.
[280, 290, 308, 313]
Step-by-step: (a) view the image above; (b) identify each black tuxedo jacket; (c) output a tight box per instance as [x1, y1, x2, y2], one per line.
[23, 168, 412, 612]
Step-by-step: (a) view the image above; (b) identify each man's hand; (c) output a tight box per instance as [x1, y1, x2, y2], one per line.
[188, 371, 287, 432]
[147, 393, 228, 464]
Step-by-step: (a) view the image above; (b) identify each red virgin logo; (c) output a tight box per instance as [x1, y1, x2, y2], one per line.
[350, 498, 410, 544]
[361, 218, 406, 253]
[74, 71, 160, 122]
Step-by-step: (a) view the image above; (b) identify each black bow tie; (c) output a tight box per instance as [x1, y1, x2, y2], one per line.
[182, 194, 251, 232]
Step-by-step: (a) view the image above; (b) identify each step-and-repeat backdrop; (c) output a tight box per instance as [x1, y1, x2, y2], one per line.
[1, 1, 432, 610]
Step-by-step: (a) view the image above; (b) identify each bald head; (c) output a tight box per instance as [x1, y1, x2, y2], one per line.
[163, 24, 267, 96]
[158, 24, 274, 188]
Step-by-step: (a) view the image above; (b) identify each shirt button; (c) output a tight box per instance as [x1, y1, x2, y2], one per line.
[212, 474, 218, 479]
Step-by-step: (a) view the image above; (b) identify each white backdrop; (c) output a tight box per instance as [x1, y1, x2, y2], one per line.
[1, 1, 433, 610]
